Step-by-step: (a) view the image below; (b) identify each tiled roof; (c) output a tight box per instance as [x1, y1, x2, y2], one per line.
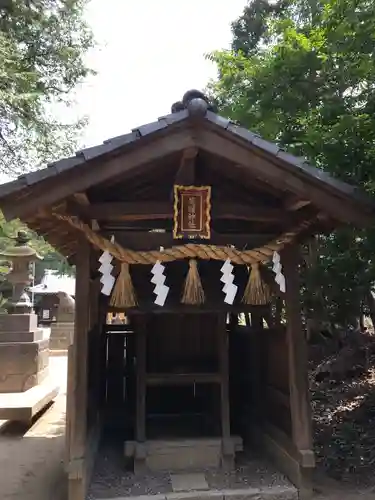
[0, 91, 372, 209]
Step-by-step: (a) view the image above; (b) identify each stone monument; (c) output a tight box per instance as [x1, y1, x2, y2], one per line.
[0, 231, 58, 421]
[49, 291, 75, 350]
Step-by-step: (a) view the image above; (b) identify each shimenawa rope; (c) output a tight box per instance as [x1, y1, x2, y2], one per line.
[52, 213, 312, 308]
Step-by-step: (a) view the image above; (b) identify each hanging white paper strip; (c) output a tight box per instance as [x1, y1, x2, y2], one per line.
[101, 274, 115, 296]
[98, 262, 114, 276]
[224, 284, 238, 305]
[272, 251, 286, 293]
[99, 236, 115, 296]
[151, 273, 166, 286]
[154, 285, 169, 307]
[220, 258, 238, 305]
[151, 260, 169, 307]
[278, 274, 286, 293]
[99, 250, 112, 265]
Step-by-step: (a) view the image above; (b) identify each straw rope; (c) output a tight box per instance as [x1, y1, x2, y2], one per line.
[53, 213, 313, 265]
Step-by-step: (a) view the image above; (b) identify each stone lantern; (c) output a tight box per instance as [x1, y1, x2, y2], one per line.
[1, 230, 42, 314]
[0, 231, 50, 394]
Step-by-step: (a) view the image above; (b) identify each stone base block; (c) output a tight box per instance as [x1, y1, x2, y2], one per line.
[125, 437, 243, 473]
[0, 313, 38, 334]
[49, 322, 74, 350]
[0, 379, 59, 422]
[0, 339, 49, 393]
[0, 329, 44, 343]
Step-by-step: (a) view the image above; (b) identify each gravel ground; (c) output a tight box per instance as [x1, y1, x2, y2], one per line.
[87, 442, 292, 499]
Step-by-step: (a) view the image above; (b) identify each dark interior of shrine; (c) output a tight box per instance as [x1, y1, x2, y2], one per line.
[97, 309, 271, 458]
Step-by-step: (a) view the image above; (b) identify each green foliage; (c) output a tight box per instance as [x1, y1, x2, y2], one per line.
[0, 211, 74, 282]
[207, 0, 375, 326]
[0, 1, 93, 276]
[0, 0, 94, 175]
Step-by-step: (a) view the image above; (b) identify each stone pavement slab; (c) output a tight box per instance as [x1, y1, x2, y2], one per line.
[171, 473, 209, 492]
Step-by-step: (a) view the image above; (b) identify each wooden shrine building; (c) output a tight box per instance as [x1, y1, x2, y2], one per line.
[0, 91, 373, 500]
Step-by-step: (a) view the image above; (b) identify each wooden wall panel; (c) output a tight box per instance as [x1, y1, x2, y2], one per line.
[263, 327, 292, 436]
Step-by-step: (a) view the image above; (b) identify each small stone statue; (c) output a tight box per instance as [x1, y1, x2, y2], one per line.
[56, 291, 75, 323]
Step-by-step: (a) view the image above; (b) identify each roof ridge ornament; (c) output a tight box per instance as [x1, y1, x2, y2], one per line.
[171, 89, 217, 117]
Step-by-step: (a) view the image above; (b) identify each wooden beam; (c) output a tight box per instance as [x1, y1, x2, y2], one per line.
[135, 316, 146, 442]
[285, 196, 311, 212]
[218, 314, 234, 468]
[101, 230, 276, 250]
[249, 309, 265, 425]
[282, 245, 313, 450]
[134, 314, 147, 473]
[2, 130, 195, 221]
[69, 200, 291, 223]
[102, 218, 291, 234]
[174, 147, 197, 185]
[72, 192, 100, 231]
[196, 128, 372, 226]
[67, 240, 91, 500]
[281, 244, 314, 499]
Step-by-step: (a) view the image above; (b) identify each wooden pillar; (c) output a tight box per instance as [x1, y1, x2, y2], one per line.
[282, 245, 314, 500]
[135, 314, 147, 472]
[66, 240, 91, 500]
[250, 309, 265, 426]
[89, 276, 100, 331]
[88, 276, 101, 426]
[218, 314, 234, 469]
[228, 313, 238, 332]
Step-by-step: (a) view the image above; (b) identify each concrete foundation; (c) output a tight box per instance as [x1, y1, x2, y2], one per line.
[49, 321, 74, 350]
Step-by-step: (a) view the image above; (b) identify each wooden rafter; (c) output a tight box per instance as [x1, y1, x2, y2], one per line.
[196, 129, 372, 225]
[1, 130, 195, 221]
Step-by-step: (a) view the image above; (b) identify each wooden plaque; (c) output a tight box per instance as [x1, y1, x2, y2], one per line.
[173, 185, 211, 239]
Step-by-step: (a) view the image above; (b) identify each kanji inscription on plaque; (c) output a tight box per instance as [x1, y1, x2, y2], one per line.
[173, 185, 211, 239]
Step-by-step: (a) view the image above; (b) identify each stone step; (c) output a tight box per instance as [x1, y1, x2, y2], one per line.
[92, 486, 298, 500]
[125, 437, 243, 472]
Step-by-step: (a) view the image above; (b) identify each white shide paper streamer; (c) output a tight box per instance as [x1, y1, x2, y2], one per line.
[151, 260, 170, 307]
[272, 251, 286, 293]
[220, 259, 238, 305]
[99, 235, 115, 296]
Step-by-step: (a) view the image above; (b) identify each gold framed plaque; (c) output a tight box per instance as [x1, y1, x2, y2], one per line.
[173, 185, 211, 239]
